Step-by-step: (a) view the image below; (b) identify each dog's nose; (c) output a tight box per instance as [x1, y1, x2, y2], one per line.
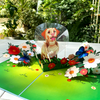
[51, 33, 55, 36]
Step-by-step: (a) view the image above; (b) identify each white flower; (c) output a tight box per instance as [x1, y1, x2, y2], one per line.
[27, 51, 34, 56]
[90, 7, 94, 11]
[30, 40, 36, 44]
[92, 68, 100, 74]
[91, 86, 96, 90]
[3, 53, 10, 58]
[45, 74, 49, 77]
[81, 42, 89, 50]
[64, 66, 79, 79]
[83, 54, 100, 69]
[19, 42, 30, 51]
[10, 55, 20, 64]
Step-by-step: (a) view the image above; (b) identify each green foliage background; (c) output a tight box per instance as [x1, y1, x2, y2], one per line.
[0, 0, 100, 42]
[38, 0, 99, 43]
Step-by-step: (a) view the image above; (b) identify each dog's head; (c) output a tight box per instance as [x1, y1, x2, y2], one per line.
[41, 28, 60, 42]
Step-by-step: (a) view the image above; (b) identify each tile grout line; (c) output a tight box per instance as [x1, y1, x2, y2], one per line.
[18, 72, 43, 96]
[0, 91, 5, 98]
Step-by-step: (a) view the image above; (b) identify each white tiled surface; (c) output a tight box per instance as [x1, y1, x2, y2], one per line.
[0, 89, 25, 100]
[0, 40, 100, 100]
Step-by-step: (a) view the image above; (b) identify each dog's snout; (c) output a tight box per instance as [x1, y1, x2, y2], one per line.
[51, 32, 55, 36]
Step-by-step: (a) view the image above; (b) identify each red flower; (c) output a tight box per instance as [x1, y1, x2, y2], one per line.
[8, 46, 20, 55]
[80, 69, 88, 75]
[33, 45, 36, 48]
[60, 57, 67, 64]
[86, 50, 94, 54]
[68, 60, 78, 66]
[67, 79, 71, 82]
[48, 63, 55, 69]
[36, 69, 39, 71]
[12, 65, 16, 67]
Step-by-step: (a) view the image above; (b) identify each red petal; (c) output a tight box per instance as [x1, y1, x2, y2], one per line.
[67, 79, 71, 82]
[36, 69, 39, 71]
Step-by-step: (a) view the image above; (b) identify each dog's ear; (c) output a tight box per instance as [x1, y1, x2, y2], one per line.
[41, 29, 47, 39]
[54, 28, 60, 36]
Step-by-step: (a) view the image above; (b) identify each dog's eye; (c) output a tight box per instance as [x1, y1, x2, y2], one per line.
[48, 30, 50, 34]
[53, 30, 56, 33]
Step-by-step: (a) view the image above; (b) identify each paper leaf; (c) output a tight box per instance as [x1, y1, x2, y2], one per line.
[77, 72, 83, 76]
[88, 68, 90, 74]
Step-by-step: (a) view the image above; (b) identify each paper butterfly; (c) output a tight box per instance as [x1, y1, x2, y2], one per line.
[76, 46, 88, 58]
[18, 52, 30, 63]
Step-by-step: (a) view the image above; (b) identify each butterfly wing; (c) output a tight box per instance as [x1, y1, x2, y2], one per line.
[19, 53, 30, 63]
[18, 57, 25, 61]
[76, 46, 84, 55]
[78, 53, 88, 58]
[23, 53, 30, 63]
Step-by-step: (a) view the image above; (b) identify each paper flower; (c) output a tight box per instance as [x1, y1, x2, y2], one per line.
[30, 40, 35, 44]
[86, 50, 94, 54]
[45, 74, 49, 77]
[81, 42, 89, 51]
[91, 86, 96, 90]
[3, 53, 10, 58]
[8, 46, 20, 55]
[10, 55, 20, 64]
[67, 79, 71, 82]
[80, 69, 88, 75]
[68, 54, 75, 60]
[32, 44, 36, 48]
[12, 65, 16, 67]
[92, 68, 100, 74]
[19, 43, 30, 51]
[83, 54, 100, 68]
[60, 57, 67, 64]
[27, 51, 34, 56]
[65, 66, 79, 79]
[68, 60, 78, 66]
[48, 63, 55, 69]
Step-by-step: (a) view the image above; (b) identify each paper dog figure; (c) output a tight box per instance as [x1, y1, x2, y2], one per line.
[41, 28, 60, 61]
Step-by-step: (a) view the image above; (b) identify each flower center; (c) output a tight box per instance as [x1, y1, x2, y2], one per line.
[14, 57, 18, 61]
[69, 70, 74, 74]
[88, 58, 95, 63]
[22, 46, 27, 48]
[62, 60, 65, 62]
[13, 50, 16, 52]
[51, 65, 53, 67]
[29, 53, 31, 55]
[85, 46, 88, 49]
[5, 54, 8, 57]
[71, 62, 73, 64]
[96, 70, 98, 72]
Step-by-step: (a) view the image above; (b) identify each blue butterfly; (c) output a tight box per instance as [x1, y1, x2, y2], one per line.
[76, 46, 88, 58]
[18, 52, 30, 63]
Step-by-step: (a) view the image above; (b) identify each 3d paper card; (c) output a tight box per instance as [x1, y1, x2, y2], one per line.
[35, 23, 69, 71]
[41, 28, 60, 60]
